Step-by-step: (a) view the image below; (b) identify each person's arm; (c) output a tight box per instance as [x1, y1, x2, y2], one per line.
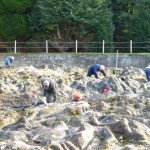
[100, 70, 107, 77]
[43, 89, 46, 96]
[11, 60, 14, 66]
[50, 79, 57, 102]
[7, 59, 11, 67]
[50, 84, 57, 102]
[52, 87, 57, 102]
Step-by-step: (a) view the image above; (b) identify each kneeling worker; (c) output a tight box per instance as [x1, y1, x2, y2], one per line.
[41, 78, 57, 103]
[4, 56, 14, 68]
[87, 64, 108, 79]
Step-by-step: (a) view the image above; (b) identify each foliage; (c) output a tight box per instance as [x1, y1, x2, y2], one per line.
[28, 0, 114, 52]
[0, 15, 27, 41]
[0, 0, 35, 13]
[0, 0, 35, 41]
[111, 0, 150, 53]
[128, 1, 150, 52]
[1, 0, 150, 53]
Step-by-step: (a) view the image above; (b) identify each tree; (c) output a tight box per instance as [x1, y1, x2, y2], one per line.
[111, 0, 150, 53]
[0, 0, 35, 41]
[128, 0, 150, 52]
[28, 0, 114, 52]
[0, 15, 27, 41]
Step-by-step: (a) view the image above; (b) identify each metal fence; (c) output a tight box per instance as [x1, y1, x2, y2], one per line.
[0, 40, 150, 53]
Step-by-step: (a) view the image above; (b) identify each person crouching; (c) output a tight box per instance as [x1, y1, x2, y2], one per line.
[5, 56, 14, 68]
[41, 78, 57, 103]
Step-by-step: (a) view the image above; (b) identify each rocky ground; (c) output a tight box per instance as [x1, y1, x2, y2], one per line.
[0, 65, 150, 150]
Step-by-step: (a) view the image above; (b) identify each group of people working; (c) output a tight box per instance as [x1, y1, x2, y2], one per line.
[3, 55, 150, 104]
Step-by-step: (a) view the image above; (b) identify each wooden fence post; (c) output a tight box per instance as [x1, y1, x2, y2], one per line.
[46, 40, 48, 53]
[76, 40, 78, 53]
[115, 50, 119, 76]
[102, 40, 105, 53]
[14, 40, 16, 53]
[130, 40, 132, 54]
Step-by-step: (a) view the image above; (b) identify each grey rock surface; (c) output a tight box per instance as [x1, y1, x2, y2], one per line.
[0, 65, 150, 150]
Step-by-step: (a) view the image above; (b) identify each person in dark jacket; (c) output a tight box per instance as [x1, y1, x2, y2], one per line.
[144, 64, 150, 82]
[41, 78, 57, 103]
[4, 56, 14, 68]
[87, 64, 108, 79]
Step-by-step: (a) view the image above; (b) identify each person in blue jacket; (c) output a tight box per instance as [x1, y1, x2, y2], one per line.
[87, 64, 108, 79]
[4, 56, 14, 68]
[144, 64, 150, 82]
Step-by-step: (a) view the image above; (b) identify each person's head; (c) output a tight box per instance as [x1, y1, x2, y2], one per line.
[43, 80, 49, 89]
[100, 65, 105, 71]
[10, 56, 14, 61]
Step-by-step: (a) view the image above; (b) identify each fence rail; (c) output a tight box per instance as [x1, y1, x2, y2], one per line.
[0, 40, 150, 53]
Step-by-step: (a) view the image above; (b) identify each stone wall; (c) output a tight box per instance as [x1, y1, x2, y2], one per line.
[0, 53, 150, 68]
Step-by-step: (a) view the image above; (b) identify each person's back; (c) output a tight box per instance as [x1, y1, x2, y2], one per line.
[87, 64, 107, 79]
[87, 64, 100, 78]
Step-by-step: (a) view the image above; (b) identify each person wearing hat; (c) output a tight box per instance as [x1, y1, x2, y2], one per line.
[87, 64, 108, 79]
[4, 56, 14, 68]
[40, 78, 57, 103]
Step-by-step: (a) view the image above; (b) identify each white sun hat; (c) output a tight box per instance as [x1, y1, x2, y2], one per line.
[100, 65, 105, 70]
[11, 56, 14, 60]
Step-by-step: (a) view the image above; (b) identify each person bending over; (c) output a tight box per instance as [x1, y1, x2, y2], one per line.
[5, 56, 14, 68]
[41, 78, 57, 103]
[87, 64, 108, 79]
